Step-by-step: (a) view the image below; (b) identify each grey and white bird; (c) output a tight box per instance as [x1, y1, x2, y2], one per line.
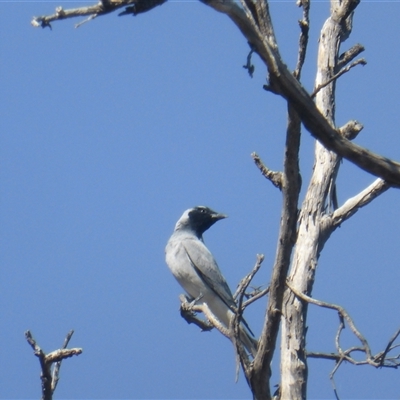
[165, 206, 258, 357]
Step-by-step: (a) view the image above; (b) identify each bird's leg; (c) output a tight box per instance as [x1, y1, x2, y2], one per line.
[191, 293, 204, 306]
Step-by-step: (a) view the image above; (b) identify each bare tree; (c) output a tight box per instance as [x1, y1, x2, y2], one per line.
[31, 1, 400, 399]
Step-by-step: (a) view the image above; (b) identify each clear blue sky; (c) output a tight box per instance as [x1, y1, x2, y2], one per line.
[1, 1, 400, 399]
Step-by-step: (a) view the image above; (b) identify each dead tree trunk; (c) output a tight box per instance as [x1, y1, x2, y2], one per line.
[280, 7, 359, 399]
[30, 1, 400, 399]
[279, 2, 385, 397]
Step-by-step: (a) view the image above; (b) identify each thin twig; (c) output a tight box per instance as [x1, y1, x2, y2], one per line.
[375, 327, 400, 366]
[290, 283, 400, 371]
[233, 254, 265, 301]
[311, 58, 366, 98]
[231, 256, 264, 379]
[335, 314, 345, 356]
[331, 374, 341, 400]
[242, 286, 270, 308]
[233, 254, 264, 346]
[286, 281, 372, 358]
[337, 43, 365, 70]
[75, 14, 98, 28]
[293, 0, 310, 80]
[52, 330, 75, 392]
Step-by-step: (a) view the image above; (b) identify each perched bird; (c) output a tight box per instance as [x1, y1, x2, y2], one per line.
[165, 206, 257, 357]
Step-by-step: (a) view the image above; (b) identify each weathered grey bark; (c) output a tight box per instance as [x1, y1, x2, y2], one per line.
[280, 3, 360, 399]
[25, 330, 82, 400]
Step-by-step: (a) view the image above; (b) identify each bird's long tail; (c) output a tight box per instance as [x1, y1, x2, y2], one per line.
[239, 326, 258, 358]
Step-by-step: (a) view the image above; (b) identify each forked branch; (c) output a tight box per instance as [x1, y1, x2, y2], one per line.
[287, 282, 400, 371]
[232, 255, 265, 376]
[311, 58, 367, 98]
[179, 256, 265, 385]
[201, 0, 400, 186]
[179, 255, 265, 343]
[25, 330, 82, 400]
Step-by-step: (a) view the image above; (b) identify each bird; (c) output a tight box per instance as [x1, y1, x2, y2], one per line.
[165, 206, 258, 357]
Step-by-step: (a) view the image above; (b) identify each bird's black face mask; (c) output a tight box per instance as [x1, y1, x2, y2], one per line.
[188, 206, 226, 238]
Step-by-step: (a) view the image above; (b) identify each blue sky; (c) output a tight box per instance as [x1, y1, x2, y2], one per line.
[1, 1, 400, 399]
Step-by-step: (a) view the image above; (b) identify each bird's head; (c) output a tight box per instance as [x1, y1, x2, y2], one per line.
[175, 206, 227, 238]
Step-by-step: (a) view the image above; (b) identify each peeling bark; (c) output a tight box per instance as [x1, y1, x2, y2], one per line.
[280, 6, 357, 400]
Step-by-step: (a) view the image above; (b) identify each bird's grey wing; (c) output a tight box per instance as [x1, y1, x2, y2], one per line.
[183, 238, 255, 337]
[182, 239, 236, 310]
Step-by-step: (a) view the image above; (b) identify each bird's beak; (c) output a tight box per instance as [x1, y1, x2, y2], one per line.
[212, 213, 228, 220]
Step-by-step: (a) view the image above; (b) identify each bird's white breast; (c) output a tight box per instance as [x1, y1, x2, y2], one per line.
[165, 233, 209, 299]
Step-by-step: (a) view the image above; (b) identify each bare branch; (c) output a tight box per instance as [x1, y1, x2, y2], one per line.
[179, 294, 241, 341]
[307, 352, 342, 361]
[311, 58, 367, 98]
[46, 348, 83, 364]
[333, 0, 360, 22]
[335, 314, 345, 356]
[338, 120, 363, 140]
[200, 303, 230, 338]
[74, 14, 99, 28]
[252, 94, 302, 399]
[337, 43, 365, 70]
[251, 152, 283, 190]
[309, 340, 400, 399]
[179, 258, 264, 387]
[196, 301, 231, 338]
[231, 255, 264, 367]
[25, 331, 52, 400]
[25, 330, 82, 400]
[307, 347, 370, 362]
[31, 0, 166, 29]
[242, 286, 270, 308]
[293, 0, 310, 80]
[287, 281, 372, 358]
[32, 0, 400, 184]
[179, 292, 258, 384]
[253, 0, 278, 48]
[232, 291, 253, 376]
[31, 3, 119, 29]
[233, 254, 265, 302]
[201, 1, 400, 186]
[179, 254, 263, 365]
[374, 327, 400, 367]
[25, 330, 42, 354]
[52, 330, 74, 392]
[229, 313, 251, 382]
[329, 178, 390, 229]
[291, 284, 400, 380]
[179, 294, 214, 332]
